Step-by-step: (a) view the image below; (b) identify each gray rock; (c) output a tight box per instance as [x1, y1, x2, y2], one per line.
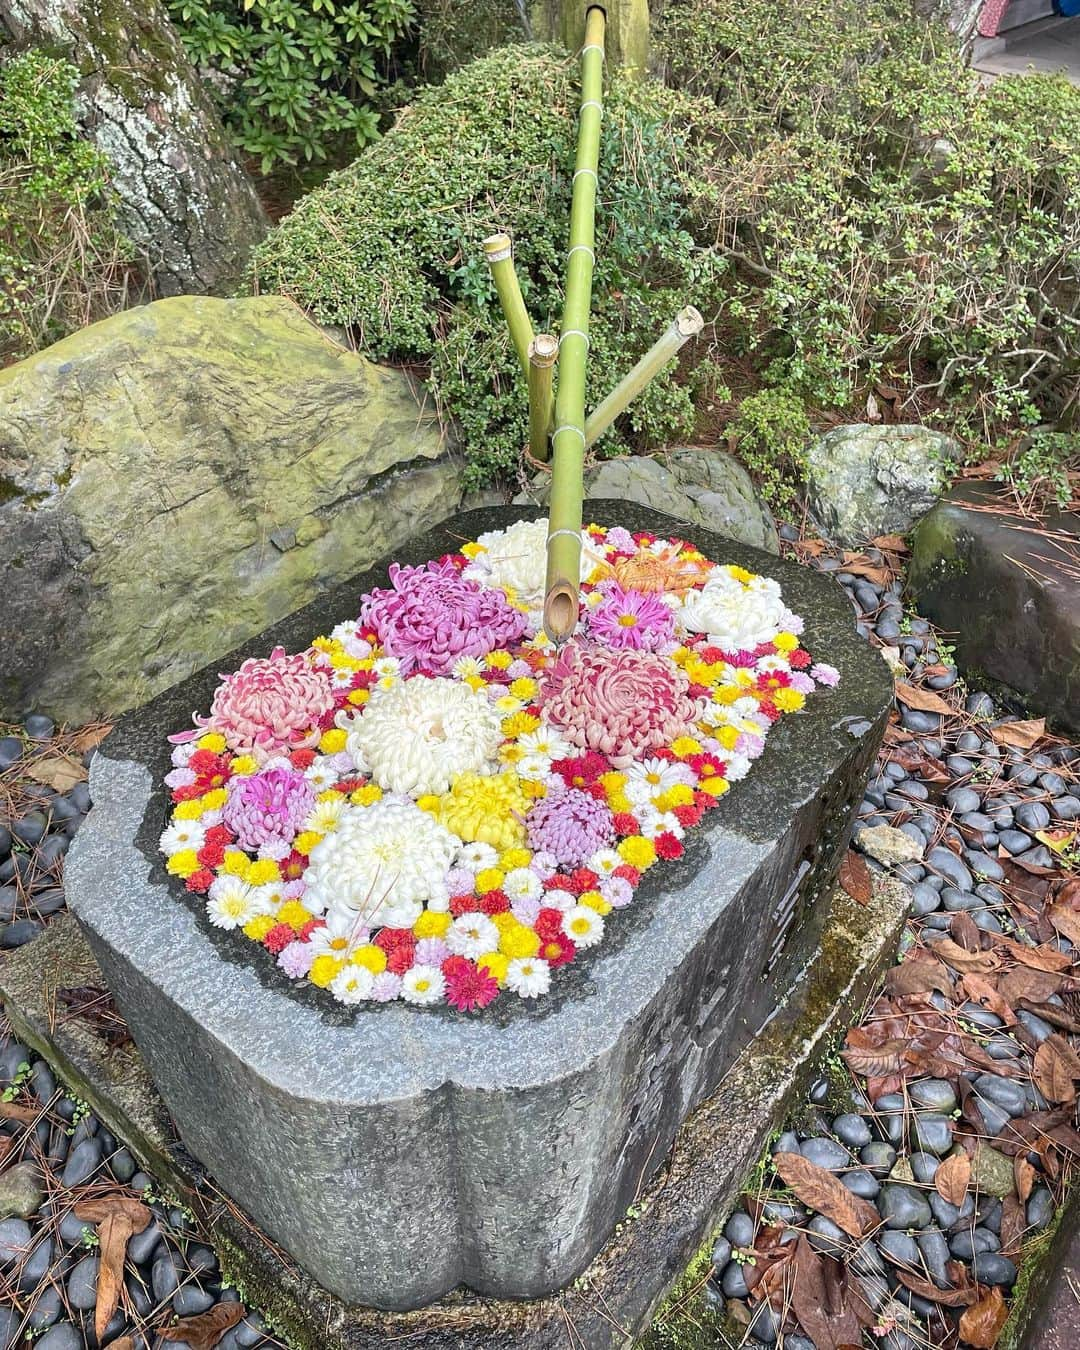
[965, 850, 1004, 882]
[926, 846, 973, 892]
[18, 1233, 54, 1291]
[970, 1252, 1018, 1287]
[773, 1131, 801, 1156]
[879, 1185, 933, 1231]
[998, 829, 1033, 855]
[917, 1228, 952, 1288]
[861, 1141, 898, 1177]
[761, 1200, 804, 1225]
[911, 883, 942, 916]
[25, 1285, 62, 1331]
[1018, 1009, 1054, 1043]
[175, 1284, 216, 1315]
[127, 1219, 161, 1267]
[800, 1136, 852, 1171]
[947, 786, 982, 815]
[833, 1113, 872, 1149]
[66, 1253, 99, 1309]
[1016, 801, 1051, 832]
[909, 1152, 940, 1184]
[972, 1096, 1011, 1138]
[152, 1251, 181, 1301]
[807, 1214, 848, 1255]
[60, 1138, 102, 1188]
[710, 1236, 732, 1269]
[1054, 795, 1080, 820]
[971, 1143, 1016, 1199]
[974, 1074, 1028, 1118]
[721, 1259, 749, 1298]
[0, 1160, 44, 1219]
[1028, 1188, 1055, 1230]
[842, 1169, 881, 1200]
[725, 1211, 756, 1247]
[0, 1216, 31, 1268]
[959, 1001, 1003, 1031]
[110, 1147, 137, 1184]
[878, 1230, 919, 1265]
[34, 1322, 83, 1350]
[857, 824, 924, 866]
[806, 424, 957, 547]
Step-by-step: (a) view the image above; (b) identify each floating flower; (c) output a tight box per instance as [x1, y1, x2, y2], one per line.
[505, 956, 551, 998]
[221, 763, 316, 852]
[303, 800, 457, 930]
[680, 567, 788, 651]
[345, 678, 502, 796]
[587, 584, 675, 651]
[203, 647, 335, 760]
[543, 643, 700, 767]
[361, 561, 527, 676]
[433, 771, 530, 851]
[606, 544, 711, 595]
[525, 782, 615, 868]
[443, 955, 500, 1011]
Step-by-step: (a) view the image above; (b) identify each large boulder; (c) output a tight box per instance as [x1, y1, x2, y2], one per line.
[908, 483, 1080, 733]
[519, 448, 779, 553]
[0, 296, 461, 723]
[806, 424, 958, 547]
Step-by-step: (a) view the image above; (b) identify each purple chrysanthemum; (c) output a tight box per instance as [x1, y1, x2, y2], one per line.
[222, 763, 315, 851]
[587, 583, 675, 651]
[360, 559, 527, 676]
[277, 940, 315, 978]
[525, 782, 615, 868]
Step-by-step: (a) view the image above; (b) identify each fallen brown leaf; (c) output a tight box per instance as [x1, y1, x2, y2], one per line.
[1033, 1034, 1080, 1104]
[998, 937, 1073, 973]
[999, 1193, 1027, 1259]
[773, 1152, 878, 1239]
[895, 683, 954, 715]
[1049, 902, 1080, 948]
[1014, 1156, 1036, 1205]
[959, 973, 1016, 1027]
[69, 724, 112, 755]
[158, 1302, 246, 1350]
[886, 956, 954, 999]
[0, 1100, 40, 1124]
[959, 1286, 1009, 1348]
[26, 753, 87, 792]
[842, 1037, 909, 1078]
[872, 533, 910, 553]
[935, 1151, 971, 1207]
[888, 743, 951, 782]
[840, 849, 872, 906]
[999, 966, 1063, 1008]
[73, 1196, 151, 1341]
[932, 937, 1000, 975]
[896, 1270, 978, 1307]
[990, 719, 1045, 750]
[789, 1234, 866, 1350]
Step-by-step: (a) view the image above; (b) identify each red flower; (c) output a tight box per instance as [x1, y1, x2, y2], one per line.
[282, 850, 308, 881]
[673, 803, 703, 829]
[694, 790, 720, 811]
[171, 783, 204, 803]
[687, 683, 711, 701]
[263, 923, 295, 954]
[613, 863, 640, 885]
[569, 868, 599, 895]
[701, 645, 726, 664]
[534, 908, 565, 941]
[450, 893, 479, 917]
[477, 888, 510, 915]
[758, 699, 782, 723]
[543, 873, 574, 892]
[539, 933, 576, 968]
[551, 751, 610, 788]
[386, 943, 417, 975]
[443, 956, 499, 1011]
[334, 777, 366, 794]
[185, 869, 213, 893]
[654, 832, 683, 860]
[290, 748, 316, 770]
[297, 918, 321, 941]
[688, 753, 725, 779]
[612, 811, 641, 836]
[205, 824, 233, 847]
[789, 648, 811, 669]
[196, 840, 226, 869]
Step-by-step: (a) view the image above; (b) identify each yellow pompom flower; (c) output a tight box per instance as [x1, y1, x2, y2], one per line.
[580, 890, 612, 916]
[774, 631, 799, 652]
[478, 951, 509, 984]
[521, 779, 547, 799]
[310, 636, 333, 653]
[413, 910, 452, 939]
[716, 725, 740, 751]
[463, 674, 486, 692]
[434, 773, 529, 851]
[246, 859, 281, 886]
[243, 914, 277, 942]
[670, 736, 703, 759]
[351, 784, 383, 806]
[201, 788, 228, 811]
[599, 771, 627, 795]
[509, 677, 538, 700]
[172, 800, 206, 822]
[196, 732, 227, 753]
[347, 688, 370, 707]
[319, 728, 347, 754]
[664, 783, 695, 808]
[309, 955, 342, 988]
[502, 711, 541, 738]
[222, 850, 251, 878]
[415, 794, 440, 813]
[351, 944, 388, 974]
[230, 755, 258, 777]
[499, 743, 524, 764]
[474, 866, 506, 894]
[606, 791, 632, 814]
[292, 830, 322, 856]
[699, 775, 730, 798]
[490, 911, 517, 933]
[277, 901, 314, 931]
[165, 849, 200, 879]
[499, 922, 540, 959]
[773, 687, 806, 713]
[460, 541, 485, 559]
[728, 565, 754, 584]
[618, 836, 657, 869]
[485, 650, 512, 670]
[500, 847, 532, 871]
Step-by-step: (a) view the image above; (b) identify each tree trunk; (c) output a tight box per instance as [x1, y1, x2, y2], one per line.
[532, 0, 651, 77]
[1, 0, 268, 296]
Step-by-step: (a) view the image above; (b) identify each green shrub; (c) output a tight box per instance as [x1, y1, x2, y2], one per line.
[658, 0, 1080, 437]
[167, 0, 415, 172]
[995, 429, 1078, 510]
[0, 50, 139, 365]
[724, 387, 809, 511]
[413, 0, 523, 78]
[252, 44, 726, 487]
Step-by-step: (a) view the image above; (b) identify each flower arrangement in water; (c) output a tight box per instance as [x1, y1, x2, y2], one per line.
[159, 521, 839, 1011]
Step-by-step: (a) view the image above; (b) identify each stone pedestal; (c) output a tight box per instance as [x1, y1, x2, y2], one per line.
[64, 502, 892, 1312]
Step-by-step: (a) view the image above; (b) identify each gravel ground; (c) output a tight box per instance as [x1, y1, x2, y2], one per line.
[1, 528, 1077, 1349]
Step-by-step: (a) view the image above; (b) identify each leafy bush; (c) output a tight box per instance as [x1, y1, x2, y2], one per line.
[252, 45, 725, 486]
[995, 430, 1078, 510]
[168, 0, 416, 172]
[658, 0, 1080, 437]
[0, 50, 139, 365]
[724, 387, 809, 511]
[413, 0, 523, 78]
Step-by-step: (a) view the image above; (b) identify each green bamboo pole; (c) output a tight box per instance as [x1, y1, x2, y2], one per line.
[528, 334, 558, 463]
[585, 306, 704, 448]
[543, 4, 606, 643]
[483, 232, 534, 378]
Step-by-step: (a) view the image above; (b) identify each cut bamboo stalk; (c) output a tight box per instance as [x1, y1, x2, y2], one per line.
[527, 334, 558, 463]
[483, 232, 534, 378]
[585, 306, 704, 448]
[543, 4, 606, 643]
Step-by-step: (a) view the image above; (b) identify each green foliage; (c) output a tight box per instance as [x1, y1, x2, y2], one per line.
[0, 51, 138, 364]
[253, 45, 726, 487]
[413, 0, 523, 78]
[725, 387, 810, 510]
[995, 429, 1078, 509]
[658, 0, 1080, 436]
[168, 0, 415, 172]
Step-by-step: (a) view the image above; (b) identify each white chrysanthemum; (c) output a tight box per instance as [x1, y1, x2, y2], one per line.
[457, 841, 498, 870]
[304, 800, 458, 930]
[679, 567, 788, 651]
[446, 912, 500, 959]
[588, 848, 623, 877]
[330, 965, 375, 1004]
[504, 868, 543, 903]
[159, 819, 207, 856]
[344, 678, 502, 796]
[637, 808, 684, 841]
[401, 964, 445, 1005]
[304, 797, 346, 834]
[624, 758, 694, 805]
[563, 905, 604, 948]
[505, 956, 551, 998]
[516, 752, 554, 781]
[206, 877, 269, 930]
[726, 754, 752, 782]
[304, 758, 341, 791]
[517, 726, 573, 763]
[309, 910, 367, 961]
[464, 518, 593, 608]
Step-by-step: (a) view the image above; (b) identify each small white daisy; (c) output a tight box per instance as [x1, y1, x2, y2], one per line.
[452, 656, 484, 679]
[541, 887, 577, 912]
[516, 752, 552, 781]
[309, 911, 366, 961]
[206, 877, 262, 930]
[505, 957, 551, 998]
[330, 965, 375, 1004]
[562, 905, 604, 948]
[303, 759, 341, 791]
[159, 819, 207, 856]
[726, 754, 751, 782]
[304, 797, 346, 834]
[503, 868, 543, 903]
[373, 657, 401, 677]
[517, 727, 573, 762]
[457, 841, 498, 870]
[587, 848, 622, 877]
[446, 912, 500, 959]
[401, 964, 445, 1005]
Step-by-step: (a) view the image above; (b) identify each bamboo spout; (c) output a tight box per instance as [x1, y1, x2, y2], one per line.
[528, 334, 558, 463]
[543, 4, 606, 644]
[585, 306, 704, 447]
[483, 232, 534, 378]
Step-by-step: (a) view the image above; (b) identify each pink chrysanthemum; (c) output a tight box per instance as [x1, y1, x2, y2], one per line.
[542, 642, 700, 767]
[443, 955, 499, 1011]
[205, 647, 335, 760]
[222, 763, 316, 852]
[360, 560, 527, 676]
[587, 583, 675, 651]
[526, 782, 616, 867]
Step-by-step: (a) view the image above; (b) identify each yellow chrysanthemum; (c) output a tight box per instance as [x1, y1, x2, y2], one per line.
[461, 541, 485, 559]
[201, 788, 228, 811]
[716, 725, 740, 751]
[500, 847, 532, 870]
[311, 636, 333, 653]
[618, 836, 657, 869]
[490, 911, 517, 933]
[196, 732, 227, 753]
[347, 688, 370, 706]
[172, 800, 206, 821]
[309, 955, 343, 988]
[521, 779, 547, 799]
[502, 711, 541, 738]
[292, 830, 322, 856]
[415, 793, 440, 813]
[499, 922, 540, 959]
[463, 674, 486, 692]
[728, 565, 754, 584]
[599, 771, 627, 795]
[434, 773, 529, 852]
[277, 901, 314, 931]
[478, 951, 509, 984]
[499, 743, 525, 764]
[318, 728, 347, 754]
[230, 755, 258, 777]
[165, 849, 200, 879]
[607, 791, 632, 814]
[474, 866, 506, 894]
[351, 784, 382, 806]
[485, 650, 512, 670]
[670, 736, 703, 759]
[243, 914, 277, 942]
[712, 686, 743, 706]
[509, 677, 538, 700]
[774, 632, 799, 652]
[773, 687, 806, 713]
[221, 850, 251, 878]
[579, 890, 612, 916]
[247, 859, 281, 886]
[351, 944, 388, 973]
[413, 910, 451, 939]
[699, 775, 730, 798]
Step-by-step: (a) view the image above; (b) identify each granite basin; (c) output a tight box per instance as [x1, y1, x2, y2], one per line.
[65, 501, 893, 1311]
